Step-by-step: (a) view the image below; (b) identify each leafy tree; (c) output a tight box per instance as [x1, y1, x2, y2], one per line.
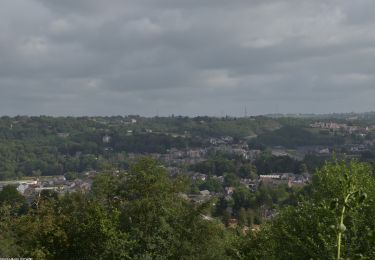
[256, 125, 345, 148]
[224, 172, 240, 187]
[0, 185, 28, 214]
[199, 177, 224, 193]
[238, 164, 257, 179]
[241, 160, 375, 259]
[0, 205, 22, 256]
[232, 186, 255, 211]
[0, 185, 25, 205]
[64, 171, 78, 181]
[116, 158, 230, 259]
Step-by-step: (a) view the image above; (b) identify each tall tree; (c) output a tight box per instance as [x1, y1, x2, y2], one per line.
[239, 160, 375, 259]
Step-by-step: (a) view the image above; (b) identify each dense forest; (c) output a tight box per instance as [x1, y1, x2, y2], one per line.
[0, 158, 374, 259]
[1, 115, 371, 180]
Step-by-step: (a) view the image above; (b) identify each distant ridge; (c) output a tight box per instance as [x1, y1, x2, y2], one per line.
[264, 111, 375, 119]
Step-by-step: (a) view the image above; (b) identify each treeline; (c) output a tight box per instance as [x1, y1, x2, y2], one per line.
[237, 160, 375, 259]
[0, 158, 374, 259]
[0, 159, 231, 259]
[189, 152, 305, 225]
[0, 116, 370, 180]
[254, 125, 345, 148]
[189, 150, 326, 178]
[0, 116, 206, 180]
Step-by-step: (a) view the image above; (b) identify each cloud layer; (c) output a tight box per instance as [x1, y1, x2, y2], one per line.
[1, 0, 375, 116]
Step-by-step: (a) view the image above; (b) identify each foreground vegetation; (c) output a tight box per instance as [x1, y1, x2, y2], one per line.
[0, 158, 374, 259]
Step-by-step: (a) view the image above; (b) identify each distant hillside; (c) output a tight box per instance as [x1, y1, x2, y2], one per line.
[255, 125, 345, 148]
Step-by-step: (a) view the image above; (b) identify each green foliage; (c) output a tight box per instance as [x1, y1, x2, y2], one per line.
[0, 205, 22, 257]
[238, 164, 257, 179]
[64, 171, 78, 181]
[0, 185, 25, 205]
[0, 185, 28, 215]
[0, 116, 280, 179]
[190, 156, 236, 177]
[1, 115, 375, 258]
[224, 172, 240, 187]
[199, 177, 224, 193]
[232, 186, 255, 211]
[0, 158, 233, 259]
[239, 160, 375, 259]
[116, 158, 229, 259]
[256, 125, 345, 148]
[303, 153, 328, 173]
[254, 152, 303, 174]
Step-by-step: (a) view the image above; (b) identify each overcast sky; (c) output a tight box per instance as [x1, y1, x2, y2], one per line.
[1, 0, 375, 116]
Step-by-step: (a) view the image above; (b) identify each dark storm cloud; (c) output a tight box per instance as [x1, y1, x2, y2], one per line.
[1, 0, 375, 116]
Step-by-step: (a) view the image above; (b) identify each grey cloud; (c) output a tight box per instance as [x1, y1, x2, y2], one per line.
[1, 0, 375, 116]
